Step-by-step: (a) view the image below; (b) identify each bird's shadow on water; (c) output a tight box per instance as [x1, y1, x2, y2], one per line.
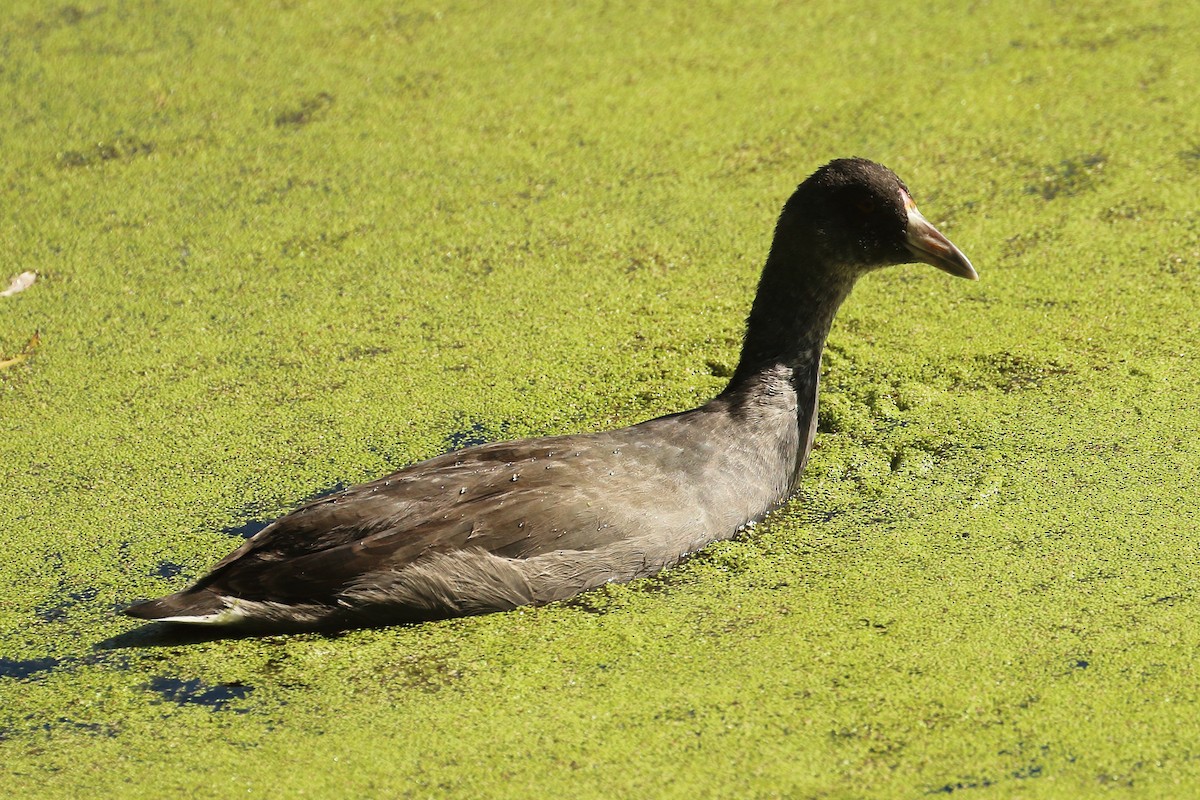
[96, 621, 345, 649]
[96, 615, 442, 650]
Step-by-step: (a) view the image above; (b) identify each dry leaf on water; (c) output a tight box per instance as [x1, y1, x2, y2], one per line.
[0, 331, 41, 371]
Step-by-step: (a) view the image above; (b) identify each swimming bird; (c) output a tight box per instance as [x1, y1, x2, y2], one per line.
[123, 158, 976, 629]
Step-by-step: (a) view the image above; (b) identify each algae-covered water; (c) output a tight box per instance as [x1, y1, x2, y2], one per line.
[2, 1, 1198, 797]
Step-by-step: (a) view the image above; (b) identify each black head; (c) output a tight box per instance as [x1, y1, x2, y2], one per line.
[783, 158, 976, 280]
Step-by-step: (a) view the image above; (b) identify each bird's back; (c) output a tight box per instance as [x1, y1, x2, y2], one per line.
[126, 399, 796, 626]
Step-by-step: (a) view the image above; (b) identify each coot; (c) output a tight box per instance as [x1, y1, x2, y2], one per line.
[124, 158, 975, 629]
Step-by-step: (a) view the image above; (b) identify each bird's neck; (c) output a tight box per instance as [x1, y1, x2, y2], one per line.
[732, 253, 853, 381]
[718, 239, 857, 491]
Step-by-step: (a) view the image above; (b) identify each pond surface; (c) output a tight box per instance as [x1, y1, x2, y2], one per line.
[1, 1, 1198, 797]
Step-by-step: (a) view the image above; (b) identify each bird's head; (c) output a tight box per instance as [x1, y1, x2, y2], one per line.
[783, 157, 977, 281]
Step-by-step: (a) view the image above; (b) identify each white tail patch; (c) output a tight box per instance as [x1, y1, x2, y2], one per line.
[153, 601, 249, 626]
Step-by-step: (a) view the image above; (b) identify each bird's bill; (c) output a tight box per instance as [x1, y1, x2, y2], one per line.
[902, 192, 978, 280]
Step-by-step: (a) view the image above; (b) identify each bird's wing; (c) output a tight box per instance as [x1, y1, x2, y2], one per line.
[192, 431, 691, 603]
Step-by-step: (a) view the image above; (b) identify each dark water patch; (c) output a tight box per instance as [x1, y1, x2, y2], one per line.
[0, 648, 129, 680]
[280, 224, 371, 258]
[1100, 202, 1153, 223]
[705, 359, 734, 378]
[43, 717, 117, 737]
[0, 656, 61, 680]
[1, 716, 118, 743]
[36, 604, 68, 623]
[224, 517, 272, 539]
[443, 415, 511, 453]
[628, 573, 682, 596]
[340, 344, 392, 362]
[36, 586, 99, 623]
[1010, 24, 1166, 52]
[563, 576, 673, 616]
[388, 653, 464, 694]
[1163, 251, 1197, 277]
[1001, 229, 1048, 259]
[563, 593, 614, 615]
[928, 777, 995, 794]
[1026, 153, 1106, 200]
[59, 5, 98, 25]
[254, 176, 333, 206]
[374, 10, 444, 43]
[222, 483, 346, 539]
[154, 560, 184, 579]
[56, 136, 155, 170]
[445, 420, 491, 451]
[1059, 23, 1168, 51]
[146, 676, 253, 713]
[962, 352, 1074, 392]
[274, 92, 334, 127]
[364, 437, 412, 469]
[928, 763, 1045, 794]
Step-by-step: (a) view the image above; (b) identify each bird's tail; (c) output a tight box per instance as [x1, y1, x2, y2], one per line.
[122, 587, 235, 624]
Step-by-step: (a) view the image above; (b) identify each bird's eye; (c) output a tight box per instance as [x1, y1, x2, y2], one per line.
[855, 198, 876, 214]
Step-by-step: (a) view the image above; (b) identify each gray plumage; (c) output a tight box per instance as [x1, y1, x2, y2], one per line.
[123, 158, 976, 630]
